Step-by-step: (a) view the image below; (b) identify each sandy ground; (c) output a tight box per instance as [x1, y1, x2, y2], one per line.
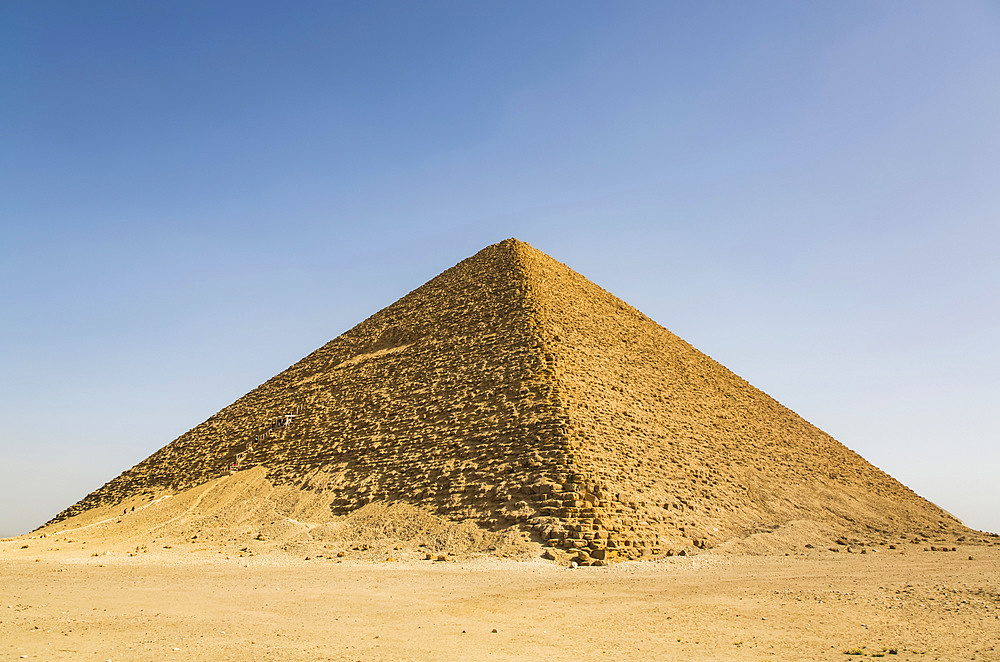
[2, 543, 998, 661]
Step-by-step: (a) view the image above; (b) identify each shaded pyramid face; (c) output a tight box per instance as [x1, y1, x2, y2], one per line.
[50, 238, 966, 557]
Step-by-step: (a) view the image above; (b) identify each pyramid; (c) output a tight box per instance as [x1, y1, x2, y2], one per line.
[48, 238, 967, 558]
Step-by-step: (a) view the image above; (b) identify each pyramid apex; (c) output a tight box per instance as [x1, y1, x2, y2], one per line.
[470, 237, 539, 260]
[492, 236, 541, 255]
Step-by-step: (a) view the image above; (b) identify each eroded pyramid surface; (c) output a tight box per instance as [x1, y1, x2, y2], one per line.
[518, 245, 966, 555]
[48, 238, 968, 558]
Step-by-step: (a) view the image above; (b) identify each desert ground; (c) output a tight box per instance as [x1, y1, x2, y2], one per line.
[24, 240, 997, 660]
[2, 537, 998, 661]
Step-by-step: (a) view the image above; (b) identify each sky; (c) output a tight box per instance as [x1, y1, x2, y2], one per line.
[2, 1, 998, 538]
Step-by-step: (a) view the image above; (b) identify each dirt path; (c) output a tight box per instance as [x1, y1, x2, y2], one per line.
[1, 546, 997, 661]
[46, 495, 174, 537]
[147, 481, 219, 533]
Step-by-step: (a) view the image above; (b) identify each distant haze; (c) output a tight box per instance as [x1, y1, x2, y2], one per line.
[2, 1, 998, 537]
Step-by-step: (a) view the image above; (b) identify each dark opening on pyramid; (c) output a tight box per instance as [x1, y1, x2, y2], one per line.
[49, 238, 966, 558]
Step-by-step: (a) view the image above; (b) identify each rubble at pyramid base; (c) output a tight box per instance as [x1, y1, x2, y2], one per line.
[38, 465, 993, 565]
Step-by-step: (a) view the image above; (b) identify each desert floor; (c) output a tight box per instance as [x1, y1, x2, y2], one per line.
[1, 542, 998, 662]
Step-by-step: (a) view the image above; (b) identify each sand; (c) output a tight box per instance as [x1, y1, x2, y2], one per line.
[16, 238, 997, 660]
[2, 540, 998, 661]
[9, 457, 997, 659]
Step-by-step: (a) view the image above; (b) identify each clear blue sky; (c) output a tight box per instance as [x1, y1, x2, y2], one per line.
[2, 1, 998, 537]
